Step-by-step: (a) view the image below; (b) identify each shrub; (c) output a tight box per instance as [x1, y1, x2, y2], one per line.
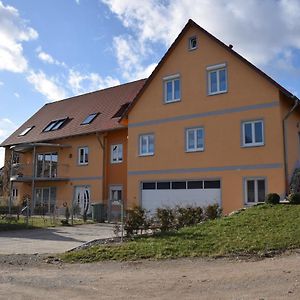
[176, 206, 203, 228]
[156, 207, 176, 232]
[205, 204, 222, 220]
[124, 206, 148, 236]
[265, 193, 280, 205]
[287, 193, 300, 205]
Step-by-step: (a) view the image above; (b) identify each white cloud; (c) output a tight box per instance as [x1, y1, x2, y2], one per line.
[68, 69, 120, 94]
[0, 1, 38, 73]
[75, 0, 80, 4]
[0, 81, 3, 86]
[14, 92, 20, 98]
[0, 118, 18, 167]
[102, 0, 300, 73]
[36, 48, 66, 67]
[26, 70, 67, 102]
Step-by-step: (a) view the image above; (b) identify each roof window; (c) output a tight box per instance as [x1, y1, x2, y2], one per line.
[81, 113, 99, 125]
[43, 118, 69, 132]
[19, 126, 34, 136]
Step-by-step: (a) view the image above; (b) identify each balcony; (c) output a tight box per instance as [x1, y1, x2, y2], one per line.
[10, 163, 70, 182]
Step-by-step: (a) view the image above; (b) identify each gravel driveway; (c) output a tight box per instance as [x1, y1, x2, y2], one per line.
[0, 224, 115, 254]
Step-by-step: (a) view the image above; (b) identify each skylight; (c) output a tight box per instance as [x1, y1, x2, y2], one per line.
[43, 118, 69, 132]
[19, 126, 34, 136]
[81, 113, 99, 125]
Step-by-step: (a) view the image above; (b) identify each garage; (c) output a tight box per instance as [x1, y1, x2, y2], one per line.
[141, 179, 221, 214]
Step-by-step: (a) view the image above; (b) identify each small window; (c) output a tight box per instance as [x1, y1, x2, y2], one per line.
[111, 144, 123, 163]
[12, 153, 20, 164]
[204, 180, 220, 189]
[245, 178, 266, 204]
[207, 63, 227, 95]
[189, 36, 197, 50]
[242, 120, 264, 147]
[78, 147, 89, 165]
[19, 126, 34, 136]
[157, 182, 171, 190]
[186, 127, 204, 152]
[142, 182, 156, 190]
[187, 181, 203, 189]
[139, 134, 154, 156]
[12, 188, 18, 198]
[172, 181, 186, 189]
[81, 113, 99, 125]
[43, 118, 69, 132]
[164, 75, 180, 103]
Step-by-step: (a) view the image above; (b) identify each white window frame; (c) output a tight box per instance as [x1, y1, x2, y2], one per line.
[139, 134, 154, 156]
[207, 63, 227, 95]
[163, 74, 181, 103]
[186, 127, 204, 152]
[242, 120, 264, 147]
[244, 177, 266, 204]
[188, 36, 197, 50]
[78, 147, 89, 165]
[111, 144, 123, 164]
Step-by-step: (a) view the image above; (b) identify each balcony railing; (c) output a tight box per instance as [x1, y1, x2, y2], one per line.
[10, 163, 70, 182]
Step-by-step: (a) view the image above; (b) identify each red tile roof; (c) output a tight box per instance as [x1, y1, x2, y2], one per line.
[1, 79, 146, 147]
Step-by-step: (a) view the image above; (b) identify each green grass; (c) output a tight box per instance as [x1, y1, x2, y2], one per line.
[61, 204, 300, 262]
[0, 216, 90, 231]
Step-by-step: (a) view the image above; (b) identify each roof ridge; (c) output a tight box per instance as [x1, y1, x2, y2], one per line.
[44, 78, 147, 106]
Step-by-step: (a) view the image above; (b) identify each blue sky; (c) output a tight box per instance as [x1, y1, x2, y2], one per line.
[1, 0, 300, 166]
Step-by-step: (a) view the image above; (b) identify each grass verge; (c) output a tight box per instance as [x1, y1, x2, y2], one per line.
[61, 204, 300, 262]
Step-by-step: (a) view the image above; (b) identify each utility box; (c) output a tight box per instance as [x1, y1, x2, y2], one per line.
[91, 203, 106, 223]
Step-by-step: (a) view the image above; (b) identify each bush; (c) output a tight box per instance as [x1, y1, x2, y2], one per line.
[156, 207, 176, 232]
[287, 193, 300, 205]
[176, 206, 203, 228]
[265, 193, 280, 205]
[124, 207, 148, 236]
[205, 204, 222, 220]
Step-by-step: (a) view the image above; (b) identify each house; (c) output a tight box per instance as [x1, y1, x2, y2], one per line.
[1, 19, 299, 217]
[0, 79, 146, 218]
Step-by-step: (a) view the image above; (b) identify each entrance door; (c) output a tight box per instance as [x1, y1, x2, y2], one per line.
[74, 186, 91, 216]
[109, 185, 122, 221]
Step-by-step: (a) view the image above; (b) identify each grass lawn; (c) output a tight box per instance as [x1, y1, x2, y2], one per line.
[61, 204, 300, 262]
[0, 215, 90, 231]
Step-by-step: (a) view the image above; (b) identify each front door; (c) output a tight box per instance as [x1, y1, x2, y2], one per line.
[109, 185, 122, 221]
[74, 186, 91, 216]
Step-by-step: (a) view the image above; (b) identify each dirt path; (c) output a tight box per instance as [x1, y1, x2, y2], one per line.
[0, 252, 299, 300]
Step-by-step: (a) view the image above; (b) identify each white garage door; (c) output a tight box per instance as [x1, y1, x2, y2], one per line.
[141, 180, 221, 214]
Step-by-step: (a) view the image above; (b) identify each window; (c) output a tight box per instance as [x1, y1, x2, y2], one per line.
[242, 120, 264, 147]
[111, 144, 123, 163]
[81, 113, 99, 125]
[43, 118, 69, 132]
[34, 187, 56, 213]
[78, 147, 89, 165]
[245, 178, 266, 204]
[172, 181, 186, 189]
[188, 36, 197, 50]
[207, 63, 227, 95]
[164, 75, 180, 103]
[157, 182, 171, 189]
[186, 127, 204, 152]
[204, 180, 221, 189]
[36, 152, 58, 178]
[142, 182, 156, 190]
[12, 188, 18, 198]
[12, 152, 20, 164]
[187, 181, 203, 189]
[139, 134, 154, 156]
[19, 126, 34, 136]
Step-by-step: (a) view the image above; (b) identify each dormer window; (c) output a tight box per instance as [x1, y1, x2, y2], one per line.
[188, 36, 197, 50]
[81, 113, 99, 125]
[43, 118, 69, 132]
[19, 126, 34, 136]
[112, 103, 131, 119]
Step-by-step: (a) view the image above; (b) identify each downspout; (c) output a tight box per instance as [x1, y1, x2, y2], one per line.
[283, 96, 299, 195]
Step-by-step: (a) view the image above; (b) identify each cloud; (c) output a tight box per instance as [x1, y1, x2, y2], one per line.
[0, 118, 18, 167]
[68, 69, 120, 94]
[36, 47, 66, 67]
[0, 81, 3, 86]
[0, 1, 38, 73]
[14, 92, 20, 98]
[102, 0, 300, 73]
[26, 70, 67, 102]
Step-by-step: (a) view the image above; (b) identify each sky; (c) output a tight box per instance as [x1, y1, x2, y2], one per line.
[1, 0, 300, 167]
